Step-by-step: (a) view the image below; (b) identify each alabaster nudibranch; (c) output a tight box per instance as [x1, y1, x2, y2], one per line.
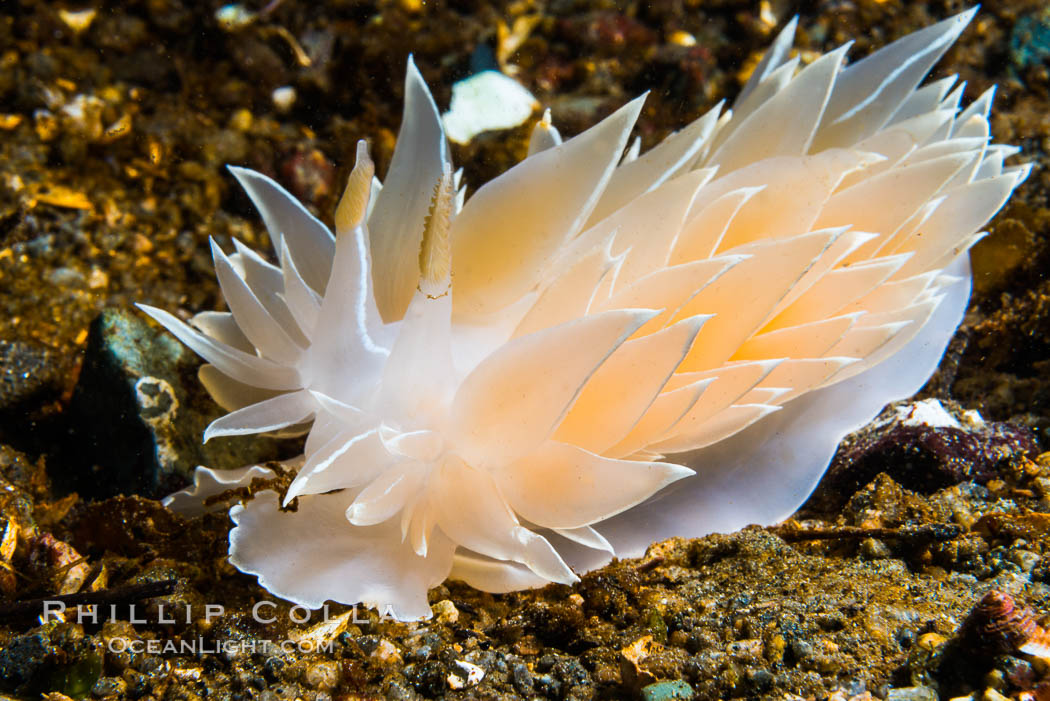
[145, 9, 1027, 620]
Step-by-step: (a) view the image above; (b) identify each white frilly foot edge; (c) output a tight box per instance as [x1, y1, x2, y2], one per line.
[162, 460, 300, 517]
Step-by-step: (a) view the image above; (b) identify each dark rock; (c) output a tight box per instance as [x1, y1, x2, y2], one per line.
[1000, 655, 1037, 689]
[523, 600, 587, 648]
[92, 676, 128, 697]
[533, 672, 562, 698]
[746, 669, 775, 693]
[356, 635, 383, 656]
[0, 628, 52, 689]
[52, 308, 294, 499]
[0, 443, 48, 498]
[0, 340, 64, 449]
[511, 662, 534, 694]
[146, 0, 194, 33]
[1010, 8, 1050, 71]
[230, 35, 290, 88]
[0, 340, 61, 412]
[809, 399, 1038, 510]
[122, 668, 151, 699]
[404, 660, 445, 698]
[842, 475, 941, 529]
[383, 679, 418, 701]
[552, 657, 590, 689]
[92, 14, 150, 52]
[0, 623, 102, 697]
[263, 656, 285, 682]
[110, 46, 179, 88]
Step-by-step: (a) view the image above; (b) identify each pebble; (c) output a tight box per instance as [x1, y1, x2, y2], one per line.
[982, 689, 1011, 701]
[511, 662, 533, 693]
[432, 599, 459, 624]
[47, 267, 86, 288]
[447, 660, 484, 690]
[860, 537, 894, 560]
[91, 676, 127, 697]
[642, 680, 696, 701]
[304, 661, 340, 691]
[917, 633, 947, 652]
[886, 686, 938, 701]
[1009, 549, 1041, 572]
[0, 341, 61, 415]
[726, 638, 763, 660]
[272, 86, 297, 112]
[371, 638, 402, 664]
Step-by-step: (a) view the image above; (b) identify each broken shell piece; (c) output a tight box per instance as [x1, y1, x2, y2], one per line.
[620, 635, 661, 691]
[289, 611, 352, 650]
[272, 86, 297, 113]
[28, 533, 91, 595]
[0, 518, 19, 562]
[58, 8, 97, 34]
[441, 71, 539, 145]
[447, 660, 484, 690]
[1020, 630, 1050, 660]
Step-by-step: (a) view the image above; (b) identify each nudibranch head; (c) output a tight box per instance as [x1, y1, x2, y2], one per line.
[146, 10, 1028, 620]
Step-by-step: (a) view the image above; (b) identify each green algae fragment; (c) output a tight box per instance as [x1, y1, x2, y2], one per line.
[645, 609, 668, 643]
[51, 650, 103, 699]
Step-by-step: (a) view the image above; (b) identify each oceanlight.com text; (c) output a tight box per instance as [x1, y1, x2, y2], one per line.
[106, 637, 335, 655]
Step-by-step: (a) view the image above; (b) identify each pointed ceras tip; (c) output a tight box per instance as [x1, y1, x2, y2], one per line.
[335, 140, 374, 236]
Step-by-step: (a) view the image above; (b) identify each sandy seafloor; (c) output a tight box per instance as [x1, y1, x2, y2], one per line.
[1, 0, 1050, 699]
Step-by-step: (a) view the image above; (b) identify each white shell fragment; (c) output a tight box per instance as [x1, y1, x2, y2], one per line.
[58, 8, 97, 34]
[144, 9, 1027, 621]
[442, 70, 539, 145]
[272, 86, 297, 113]
[447, 660, 485, 690]
[893, 398, 963, 429]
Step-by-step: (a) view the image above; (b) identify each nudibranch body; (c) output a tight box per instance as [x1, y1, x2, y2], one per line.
[146, 9, 1028, 620]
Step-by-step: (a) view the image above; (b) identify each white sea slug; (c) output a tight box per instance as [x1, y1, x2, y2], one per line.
[143, 10, 1028, 620]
